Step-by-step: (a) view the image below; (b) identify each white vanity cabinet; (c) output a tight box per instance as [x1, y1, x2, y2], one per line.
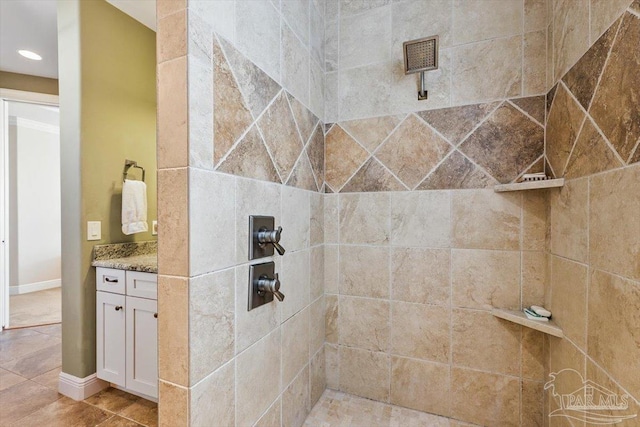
[96, 267, 157, 400]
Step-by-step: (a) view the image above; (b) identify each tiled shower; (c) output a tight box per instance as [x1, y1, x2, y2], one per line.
[155, 0, 640, 426]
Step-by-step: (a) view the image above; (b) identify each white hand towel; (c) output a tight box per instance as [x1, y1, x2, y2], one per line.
[122, 179, 148, 235]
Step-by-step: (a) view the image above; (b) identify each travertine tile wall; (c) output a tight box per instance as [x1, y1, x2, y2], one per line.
[548, 0, 636, 84]
[324, 189, 549, 426]
[189, 0, 326, 119]
[156, 1, 326, 426]
[325, 0, 549, 122]
[544, 2, 640, 423]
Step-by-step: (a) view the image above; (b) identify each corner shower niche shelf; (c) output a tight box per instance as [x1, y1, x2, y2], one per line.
[494, 178, 565, 193]
[491, 308, 564, 338]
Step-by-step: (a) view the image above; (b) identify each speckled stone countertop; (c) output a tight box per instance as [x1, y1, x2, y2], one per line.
[92, 241, 158, 273]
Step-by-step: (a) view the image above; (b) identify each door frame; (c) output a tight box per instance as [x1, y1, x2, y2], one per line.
[0, 88, 59, 329]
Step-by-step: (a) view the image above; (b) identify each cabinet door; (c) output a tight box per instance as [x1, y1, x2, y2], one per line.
[97, 291, 126, 386]
[126, 271, 157, 299]
[126, 296, 158, 398]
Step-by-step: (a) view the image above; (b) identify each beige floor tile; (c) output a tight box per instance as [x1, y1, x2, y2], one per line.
[0, 329, 60, 364]
[0, 380, 61, 424]
[84, 387, 141, 414]
[31, 323, 62, 337]
[119, 398, 158, 427]
[9, 396, 110, 427]
[32, 366, 62, 390]
[0, 367, 27, 391]
[9, 288, 61, 327]
[1, 342, 62, 379]
[98, 415, 145, 426]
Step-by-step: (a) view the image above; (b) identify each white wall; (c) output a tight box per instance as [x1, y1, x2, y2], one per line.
[8, 104, 61, 293]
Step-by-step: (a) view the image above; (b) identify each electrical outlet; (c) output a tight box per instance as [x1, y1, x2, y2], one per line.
[87, 221, 101, 241]
[152, 220, 158, 235]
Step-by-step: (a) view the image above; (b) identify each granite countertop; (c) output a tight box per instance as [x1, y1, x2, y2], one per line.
[91, 241, 158, 273]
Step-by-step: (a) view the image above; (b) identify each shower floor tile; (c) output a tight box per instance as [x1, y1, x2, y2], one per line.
[304, 389, 457, 427]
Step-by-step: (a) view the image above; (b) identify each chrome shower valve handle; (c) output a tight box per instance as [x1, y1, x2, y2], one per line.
[256, 273, 285, 302]
[257, 226, 286, 255]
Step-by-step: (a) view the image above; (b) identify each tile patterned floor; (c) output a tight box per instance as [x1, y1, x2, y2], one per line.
[304, 389, 478, 427]
[0, 324, 157, 426]
[9, 287, 61, 327]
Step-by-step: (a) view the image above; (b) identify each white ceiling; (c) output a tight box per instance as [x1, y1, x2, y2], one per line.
[0, 0, 156, 80]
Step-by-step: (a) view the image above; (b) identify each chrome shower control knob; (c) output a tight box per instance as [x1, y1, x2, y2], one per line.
[257, 226, 286, 256]
[256, 274, 285, 302]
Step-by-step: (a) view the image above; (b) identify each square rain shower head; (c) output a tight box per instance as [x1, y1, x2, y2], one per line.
[403, 35, 439, 75]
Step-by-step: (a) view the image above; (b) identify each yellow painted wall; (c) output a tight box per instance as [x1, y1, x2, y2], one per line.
[58, 0, 156, 378]
[0, 71, 59, 95]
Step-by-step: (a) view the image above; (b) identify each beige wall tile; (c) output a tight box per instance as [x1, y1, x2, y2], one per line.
[391, 248, 451, 306]
[589, 0, 633, 41]
[310, 192, 324, 247]
[451, 36, 523, 105]
[340, 6, 391, 69]
[523, 251, 547, 308]
[324, 195, 339, 244]
[190, 361, 234, 427]
[236, 330, 281, 427]
[553, 0, 590, 80]
[189, 269, 235, 384]
[235, 177, 281, 264]
[452, 190, 521, 250]
[453, 0, 523, 45]
[324, 245, 339, 294]
[390, 191, 451, 247]
[523, 190, 549, 251]
[158, 168, 188, 276]
[157, 58, 188, 169]
[282, 308, 311, 390]
[549, 178, 589, 262]
[585, 359, 640, 423]
[325, 294, 339, 344]
[522, 329, 545, 381]
[310, 347, 326, 407]
[282, 23, 310, 107]
[339, 296, 389, 352]
[339, 347, 390, 402]
[339, 246, 390, 298]
[451, 367, 521, 426]
[235, 0, 281, 81]
[452, 309, 521, 376]
[451, 249, 521, 310]
[525, 0, 548, 32]
[158, 11, 187, 63]
[310, 246, 325, 302]
[281, 250, 311, 322]
[339, 193, 390, 244]
[235, 264, 280, 354]
[588, 269, 640, 398]
[339, 61, 393, 120]
[522, 380, 544, 427]
[282, 366, 310, 427]
[158, 276, 189, 386]
[325, 343, 339, 390]
[549, 256, 587, 349]
[157, 0, 185, 19]
[524, 30, 547, 95]
[189, 170, 236, 275]
[281, 186, 311, 253]
[254, 398, 281, 427]
[390, 302, 450, 363]
[589, 166, 640, 281]
[158, 381, 188, 427]
[310, 297, 325, 357]
[547, 338, 586, 416]
[390, 356, 451, 417]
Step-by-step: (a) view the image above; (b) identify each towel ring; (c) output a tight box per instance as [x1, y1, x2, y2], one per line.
[123, 159, 145, 182]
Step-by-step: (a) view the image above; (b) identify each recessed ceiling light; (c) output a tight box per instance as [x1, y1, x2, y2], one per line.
[18, 50, 42, 61]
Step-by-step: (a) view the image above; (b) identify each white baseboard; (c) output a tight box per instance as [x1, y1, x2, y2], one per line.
[9, 279, 61, 295]
[58, 372, 109, 401]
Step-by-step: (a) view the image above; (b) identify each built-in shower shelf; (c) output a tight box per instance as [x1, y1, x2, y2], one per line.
[491, 308, 564, 338]
[494, 178, 565, 193]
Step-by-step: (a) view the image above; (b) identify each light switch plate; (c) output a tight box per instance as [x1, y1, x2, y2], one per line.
[87, 221, 101, 241]
[152, 220, 158, 235]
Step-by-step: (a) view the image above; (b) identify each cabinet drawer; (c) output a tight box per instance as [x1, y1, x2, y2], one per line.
[126, 271, 157, 299]
[96, 268, 126, 294]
